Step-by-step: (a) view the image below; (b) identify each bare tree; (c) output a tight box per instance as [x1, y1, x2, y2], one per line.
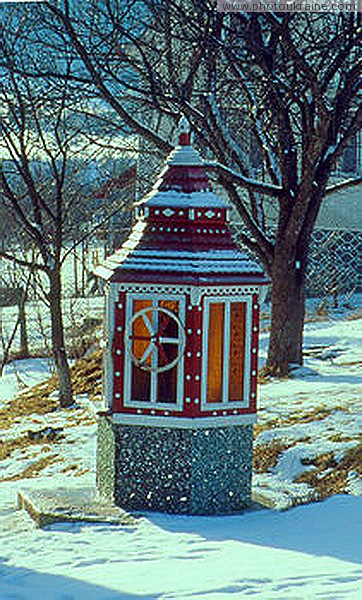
[14, 1, 361, 374]
[0, 7, 136, 404]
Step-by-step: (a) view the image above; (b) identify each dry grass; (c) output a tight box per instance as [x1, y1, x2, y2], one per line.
[69, 349, 102, 400]
[253, 436, 312, 473]
[254, 405, 348, 439]
[60, 464, 89, 476]
[1, 455, 61, 482]
[296, 443, 362, 499]
[253, 440, 296, 473]
[0, 350, 102, 430]
[346, 311, 362, 321]
[337, 360, 362, 367]
[0, 384, 59, 429]
[0, 428, 64, 461]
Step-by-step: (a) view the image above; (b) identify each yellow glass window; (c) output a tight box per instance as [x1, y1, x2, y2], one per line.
[228, 302, 246, 401]
[206, 302, 224, 403]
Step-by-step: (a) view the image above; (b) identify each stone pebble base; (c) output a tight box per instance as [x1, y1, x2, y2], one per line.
[96, 414, 254, 515]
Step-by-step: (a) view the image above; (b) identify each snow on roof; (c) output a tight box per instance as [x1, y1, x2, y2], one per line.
[94, 244, 263, 280]
[140, 190, 229, 208]
[166, 144, 204, 166]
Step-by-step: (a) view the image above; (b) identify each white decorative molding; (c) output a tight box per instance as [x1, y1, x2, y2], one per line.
[259, 285, 269, 304]
[103, 283, 118, 410]
[108, 413, 257, 429]
[163, 208, 175, 217]
[190, 287, 203, 306]
[117, 283, 261, 297]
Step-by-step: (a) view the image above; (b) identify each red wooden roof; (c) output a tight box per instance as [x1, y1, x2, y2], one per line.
[95, 127, 267, 286]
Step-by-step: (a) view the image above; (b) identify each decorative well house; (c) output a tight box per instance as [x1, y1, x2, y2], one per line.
[95, 121, 268, 514]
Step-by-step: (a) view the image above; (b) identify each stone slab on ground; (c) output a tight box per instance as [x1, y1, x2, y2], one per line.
[251, 487, 319, 511]
[17, 487, 138, 528]
[251, 490, 287, 510]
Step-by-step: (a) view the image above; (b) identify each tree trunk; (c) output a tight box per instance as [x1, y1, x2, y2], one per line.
[73, 250, 79, 296]
[49, 268, 73, 407]
[267, 247, 306, 376]
[18, 290, 29, 358]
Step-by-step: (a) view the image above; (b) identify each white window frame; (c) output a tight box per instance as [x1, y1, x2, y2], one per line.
[201, 295, 252, 410]
[124, 292, 185, 410]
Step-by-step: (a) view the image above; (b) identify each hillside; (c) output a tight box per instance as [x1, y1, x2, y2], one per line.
[0, 312, 361, 599]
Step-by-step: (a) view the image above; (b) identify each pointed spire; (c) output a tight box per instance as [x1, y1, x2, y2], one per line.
[178, 116, 191, 146]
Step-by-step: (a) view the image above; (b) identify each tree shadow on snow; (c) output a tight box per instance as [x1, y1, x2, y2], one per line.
[0, 559, 160, 600]
[148, 495, 362, 565]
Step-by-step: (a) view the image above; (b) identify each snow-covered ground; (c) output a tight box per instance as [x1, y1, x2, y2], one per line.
[0, 487, 361, 600]
[0, 359, 54, 408]
[0, 309, 361, 599]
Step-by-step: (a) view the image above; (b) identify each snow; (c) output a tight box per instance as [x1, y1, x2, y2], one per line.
[0, 306, 361, 598]
[0, 488, 361, 599]
[143, 190, 229, 208]
[167, 144, 204, 166]
[207, 162, 282, 197]
[0, 359, 53, 407]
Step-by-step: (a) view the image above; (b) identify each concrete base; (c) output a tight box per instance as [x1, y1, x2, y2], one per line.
[17, 487, 137, 528]
[96, 414, 254, 515]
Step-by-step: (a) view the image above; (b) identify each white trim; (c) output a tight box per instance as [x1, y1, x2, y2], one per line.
[116, 283, 263, 296]
[200, 301, 209, 409]
[103, 283, 117, 410]
[150, 298, 157, 402]
[123, 292, 185, 411]
[124, 292, 133, 407]
[259, 285, 269, 304]
[141, 189, 229, 208]
[108, 413, 257, 429]
[201, 296, 253, 411]
[130, 249, 249, 259]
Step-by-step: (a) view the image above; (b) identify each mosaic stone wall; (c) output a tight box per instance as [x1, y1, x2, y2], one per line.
[96, 414, 254, 515]
[96, 415, 116, 500]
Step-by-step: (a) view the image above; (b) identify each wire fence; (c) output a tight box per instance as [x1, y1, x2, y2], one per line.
[1, 227, 361, 361]
[306, 228, 362, 301]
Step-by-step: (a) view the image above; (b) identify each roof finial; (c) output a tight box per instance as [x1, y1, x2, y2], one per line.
[178, 116, 191, 146]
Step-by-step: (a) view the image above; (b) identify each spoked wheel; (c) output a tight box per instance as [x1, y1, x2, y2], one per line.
[125, 306, 186, 373]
